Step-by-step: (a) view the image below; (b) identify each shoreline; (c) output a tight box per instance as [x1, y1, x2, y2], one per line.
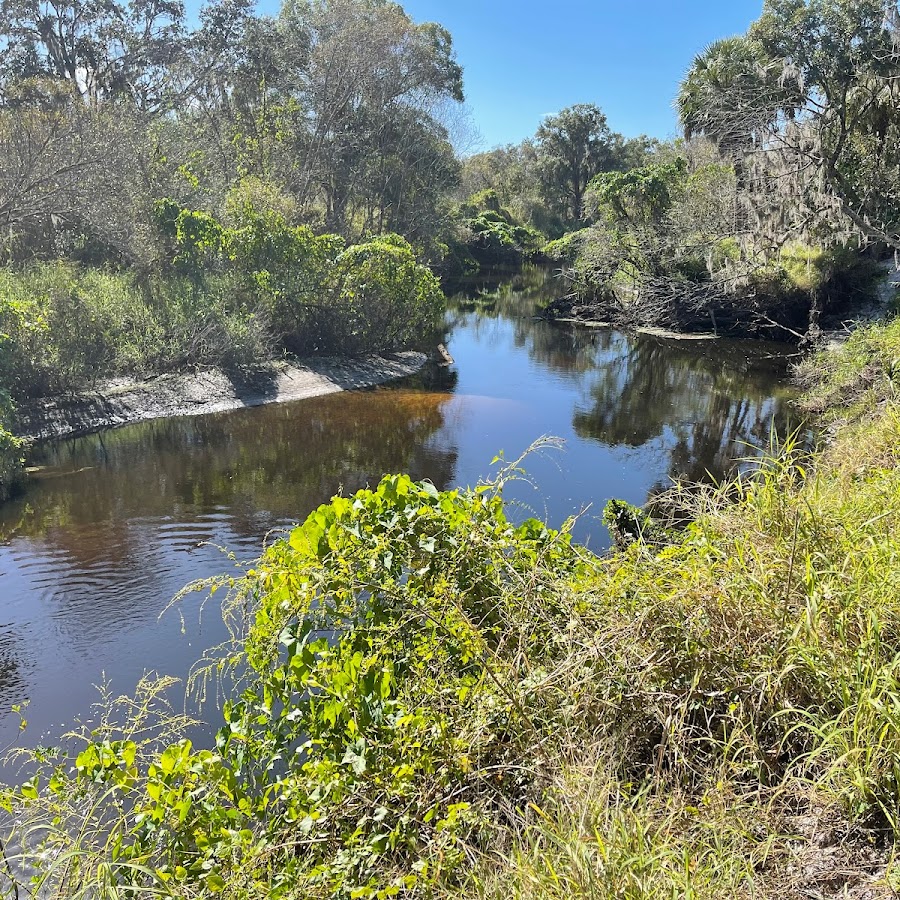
[818, 260, 900, 349]
[14, 351, 429, 443]
[543, 260, 899, 343]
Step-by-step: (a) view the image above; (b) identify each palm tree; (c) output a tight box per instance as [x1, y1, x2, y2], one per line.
[676, 37, 774, 156]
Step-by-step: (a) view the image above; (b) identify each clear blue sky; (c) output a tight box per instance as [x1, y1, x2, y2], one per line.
[250, 0, 764, 150]
[399, 0, 764, 149]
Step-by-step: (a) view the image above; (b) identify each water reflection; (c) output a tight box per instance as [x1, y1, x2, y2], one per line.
[0, 265, 800, 748]
[11, 387, 459, 541]
[444, 268, 798, 502]
[570, 331, 794, 488]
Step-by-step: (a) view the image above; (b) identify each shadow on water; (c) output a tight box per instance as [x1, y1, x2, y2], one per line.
[0, 264, 803, 750]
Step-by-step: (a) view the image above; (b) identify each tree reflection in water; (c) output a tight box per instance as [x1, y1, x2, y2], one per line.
[449, 266, 802, 494]
[571, 332, 800, 489]
[8, 385, 459, 544]
[0, 265, 801, 749]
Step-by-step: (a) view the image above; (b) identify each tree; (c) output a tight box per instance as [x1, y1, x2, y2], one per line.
[0, 0, 189, 110]
[182, 0, 464, 239]
[589, 158, 688, 229]
[289, 0, 463, 234]
[678, 0, 900, 251]
[534, 104, 617, 224]
[0, 82, 101, 257]
[676, 37, 782, 158]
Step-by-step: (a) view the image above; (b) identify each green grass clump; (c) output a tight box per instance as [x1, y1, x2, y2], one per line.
[796, 315, 900, 420]
[543, 229, 591, 264]
[5, 331, 900, 897]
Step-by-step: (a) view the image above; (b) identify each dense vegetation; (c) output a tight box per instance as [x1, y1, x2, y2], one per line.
[0, 0, 470, 495]
[471, 2, 900, 339]
[457, 104, 656, 241]
[3, 0, 899, 495]
[3, 1, 900, 893]
[4, 313, 900, 897]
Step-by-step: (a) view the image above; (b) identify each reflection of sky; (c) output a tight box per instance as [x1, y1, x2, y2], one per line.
[0, 270, 799, 751]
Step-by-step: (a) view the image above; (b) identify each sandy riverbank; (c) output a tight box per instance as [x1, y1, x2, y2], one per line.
[15, 351, 428, 442]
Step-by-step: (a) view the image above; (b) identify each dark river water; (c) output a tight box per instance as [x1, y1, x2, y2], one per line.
[0, 266, 800, 750]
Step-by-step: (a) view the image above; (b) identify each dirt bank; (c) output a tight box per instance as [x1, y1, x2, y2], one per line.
[15, 351, 428, 442]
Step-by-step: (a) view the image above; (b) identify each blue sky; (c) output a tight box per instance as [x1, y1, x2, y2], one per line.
[399, 1, 764, 149]
[249, 0, 764, 150]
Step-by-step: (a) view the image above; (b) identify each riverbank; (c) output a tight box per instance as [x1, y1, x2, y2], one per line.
[817, 260, 900, 349]
[12, 351, 428, 443]
[543, 257, 897, 343]
[5, 314, 900, 897]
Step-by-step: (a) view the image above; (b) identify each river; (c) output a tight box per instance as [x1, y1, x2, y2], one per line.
[0, 266, 800, 750]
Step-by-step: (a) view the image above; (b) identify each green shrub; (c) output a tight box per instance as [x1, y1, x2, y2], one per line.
[776, 242, 833, 294]
[0, 469, 586, 897]
[224, 176, 300, 228]
[543, 228, 591, 263]
[458, 188, 509, 221]
[456, 191, 545, 265]
[324, 234, 445, 354]
[225, 208, 343, 345]
[743, 244, 880, 318]
[465, 214, 543, 265]
[433, 237, 481, 278]
[0, 206, 445, 401]
[0, 394, 24, 501]
[0, 263, 167, 397]
[153, 201, 442, 357]
[710, 236, 741, 270]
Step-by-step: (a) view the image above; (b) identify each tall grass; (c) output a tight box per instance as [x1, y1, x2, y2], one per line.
[459, 405, 900, 897]
[4, 325, 900, 897]
[796, 315, 900, 420]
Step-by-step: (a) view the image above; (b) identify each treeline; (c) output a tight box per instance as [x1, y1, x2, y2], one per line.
[0, 0, 465, 257]
[0, 0, 469, 497]
[448, 104, 656, 270]
[465, 1, 900, 338]
[0, 0, 458, 373]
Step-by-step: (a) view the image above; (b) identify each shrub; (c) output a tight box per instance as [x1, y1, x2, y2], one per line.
[225, 209, 343, 347]
[153, 201, 442, 357]
[0, 207, 445, 401]
[0, 394, 24, 501]
[456, 191, 546, 265]
[458, 188, 509, 220]
[0, 263, 167, 397]
[543, 228, 591, 263]
[324, 234, 445, 354]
